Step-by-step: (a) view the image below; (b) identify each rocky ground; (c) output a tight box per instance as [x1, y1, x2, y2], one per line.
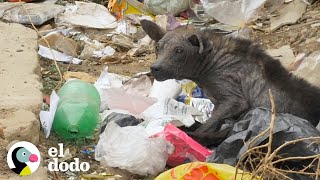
[253, 2, 320, 55]
[0, 0, 319, 180]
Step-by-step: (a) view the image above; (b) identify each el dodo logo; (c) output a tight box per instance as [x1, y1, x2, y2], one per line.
[7, 141, 40, 176]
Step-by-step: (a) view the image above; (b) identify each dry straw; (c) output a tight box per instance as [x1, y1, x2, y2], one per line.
[235, 89, 320, 180]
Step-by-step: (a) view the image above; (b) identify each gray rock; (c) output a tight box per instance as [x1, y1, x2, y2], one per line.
[0, 2, 23, 18]
[266, 45, 295, 69]
[2, 3, 64, 25]
[270, 0, 307, 31]
[300, 0, 318, 5]
[1, 109, 40, 145]
[293, 51, 320, 87]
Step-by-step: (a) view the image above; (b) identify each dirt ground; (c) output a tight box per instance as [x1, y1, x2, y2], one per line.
[252, 2, 320, 55]
[35, 1, 320, 180]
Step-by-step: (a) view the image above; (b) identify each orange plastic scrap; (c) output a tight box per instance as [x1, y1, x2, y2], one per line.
[107, 0, 153, 20]
[155, 162, 258, 180]
[108, 0, 128, 20]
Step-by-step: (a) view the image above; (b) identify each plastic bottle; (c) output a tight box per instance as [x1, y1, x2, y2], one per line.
[53, 79, 101, 139]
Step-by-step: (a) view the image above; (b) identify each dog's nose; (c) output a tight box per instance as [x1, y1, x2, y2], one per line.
[151, 65, 161, 72]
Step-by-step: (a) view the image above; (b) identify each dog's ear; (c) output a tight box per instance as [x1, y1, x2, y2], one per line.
[140, 20, 165, 42]
[188, 34, 212, 54]
[188, 34, 203, 54]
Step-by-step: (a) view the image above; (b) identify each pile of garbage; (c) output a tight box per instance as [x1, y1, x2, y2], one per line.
[1, 0, 318, 178]
[39, 65, 320, 179]
[40, 66, 218, 175]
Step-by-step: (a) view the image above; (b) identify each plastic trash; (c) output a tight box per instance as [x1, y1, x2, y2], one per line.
[144, 0, 190, 15]
[55, 1, 118, 29]
[155, 162, 256, 180]
[190, 98, 214, 124]
[95, 122, 167, 176]
[80, 145, 95, 155]
[202, 0, 268, 27]
[103, 88, 157, 117]
[149, 79, 182, 101]
[177, 81, 206, 104]
[38, 33, 80, 57]
[114, 19, 138, 35]
[94, 66, 129, 90]
[40, 91, 60, 138]
[208, 108, 320, 174]
[94, 66, 131, 112]
[38, 45, 82, 64]
[108, 0, 153, 20]
[79, 40, 105, 59]
[53, 79, 100, 139]
[142, 98, 203, 127]
[154, 123, 212, 167]
[100, 112, 141, 133]
[121, 75, 152, 97]
[92, 46, 116, 59]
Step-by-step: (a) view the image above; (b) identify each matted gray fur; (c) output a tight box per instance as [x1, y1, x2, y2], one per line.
[140, 20, 320, 145]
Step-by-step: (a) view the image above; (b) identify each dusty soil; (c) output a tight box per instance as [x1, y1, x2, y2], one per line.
[252, 2, 320, 55]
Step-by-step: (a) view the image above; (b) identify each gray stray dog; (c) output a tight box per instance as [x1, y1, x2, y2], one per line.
[140, 20, 320, 145]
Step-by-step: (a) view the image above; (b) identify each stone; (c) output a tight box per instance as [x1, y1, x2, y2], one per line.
[0, 2, 23, 18]
[300, 0, 318, 5]
[2, 3, 64, 25]
[0, 22, 42, 113]
[1, 109, 40, 145]
[266, 45, 295, 69]
[270, 0, 307, 31]
[111, 34, 135, 51]
[4, 166, 48, 180]
[64, 71, 97, 83]
[293, 51, 320, 87]
[311, 22, 320, 28]
[38, 24, 53, 32]
[38, 33, 80, 57]
[0, 21, 42, 178]
[5, 140, 19, 151]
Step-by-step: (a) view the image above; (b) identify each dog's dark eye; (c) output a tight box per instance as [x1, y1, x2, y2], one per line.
[155, 44, 160, 51]
[175, 48, 183, 54]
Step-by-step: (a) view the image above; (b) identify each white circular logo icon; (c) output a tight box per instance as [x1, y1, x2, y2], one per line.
[7, 141, 41, 176]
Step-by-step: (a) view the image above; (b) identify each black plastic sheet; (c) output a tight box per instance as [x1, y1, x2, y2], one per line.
[100, 112, 141, 134]
[207, 108, 320, 179]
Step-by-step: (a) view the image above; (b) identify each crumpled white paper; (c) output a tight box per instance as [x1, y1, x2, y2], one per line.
[40, 91, 60, 138]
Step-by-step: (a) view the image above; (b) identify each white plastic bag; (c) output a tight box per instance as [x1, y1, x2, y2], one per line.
[149, 79, 182, 101]
[142, 98, 202, 127]
[94, 66, 131, 112]
[103, 88, 157, 117]
[121, 75, 152, 97]
[40, 91, 60, 138]
[144, 0, 190, 15]
[202, 0, 268, 27]
[95, 122, 167, 176]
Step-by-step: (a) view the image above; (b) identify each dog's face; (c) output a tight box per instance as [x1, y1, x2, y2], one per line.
[140, 20, 212, 81]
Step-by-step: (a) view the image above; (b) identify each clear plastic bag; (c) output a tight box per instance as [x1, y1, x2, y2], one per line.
[149, 79, 182, 101]
[144, 0, 190, 15]
[95, 122, 167, 175]
[202, 0, 268, 26]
